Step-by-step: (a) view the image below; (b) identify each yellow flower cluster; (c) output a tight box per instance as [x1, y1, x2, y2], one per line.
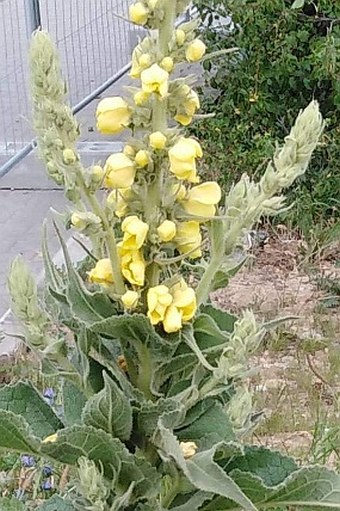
[147, 280, 196, 333]
[85, 4, 222, 330]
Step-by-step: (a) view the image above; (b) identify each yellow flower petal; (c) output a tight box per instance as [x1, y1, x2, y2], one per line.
[141, 64, 169, 98]
[96, 97, 131, 135]
[157, 220, 177, 242]
[104, 153, 136, 189]
[185, 39, 206, 62]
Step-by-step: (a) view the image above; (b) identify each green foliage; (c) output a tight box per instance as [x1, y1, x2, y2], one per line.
[192, 0, 340, 237]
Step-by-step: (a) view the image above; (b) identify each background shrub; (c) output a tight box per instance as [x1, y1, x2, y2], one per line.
[192, 0, 340, 240]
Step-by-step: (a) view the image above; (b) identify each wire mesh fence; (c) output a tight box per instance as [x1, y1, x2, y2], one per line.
[0, 0, 133, 161]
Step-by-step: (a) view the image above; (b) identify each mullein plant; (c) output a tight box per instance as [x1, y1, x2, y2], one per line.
[2, 1, 340, 510]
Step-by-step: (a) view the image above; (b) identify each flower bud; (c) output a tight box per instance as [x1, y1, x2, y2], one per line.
[180, 441, 197, 459]
[149, 131, 167, 150]
[122, 290, 139, 309]
[104, 153, 136, 189]
[62, 148, 77, 165]
[148, 0, 159, 8]
[91, 165, 105, 183]
[42, 433, 58, 444]
[175, 29, 186, 46]
[134, 90, 150, 106]
[157, 220, 177, 242]
[71, 211, 102, 232]
[185, 39, 206, 62]
[129, 2, 149, 25]
[123, 145, 136, 158]
[135, 149, 150, 168]
[139, 53, 152, 68]
[160, 57, 174, 73]
[96, 97, 131, 135]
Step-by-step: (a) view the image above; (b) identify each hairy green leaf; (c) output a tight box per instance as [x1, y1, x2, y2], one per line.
[37, 495, 76, 510]
[194, 314, 229, 351]
[62, 380, 87, 426]
[137, 398, 182, 437]
[200, 305, 237, 333]
[82, 372, 133, 440]
[0, 498, 25, 511]
[156, 423, 257, 511]
[176, 399, 235, 446]
[54, 222, 116, 324]
[0, 382, 63, 439]
[0, 410, 40, 453]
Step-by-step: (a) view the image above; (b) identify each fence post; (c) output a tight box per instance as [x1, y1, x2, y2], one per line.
[25, 0, 42, 37]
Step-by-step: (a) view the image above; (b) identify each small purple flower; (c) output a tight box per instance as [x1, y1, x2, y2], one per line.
[43, 388, 56, 405]
[41, 479, 53, 491]
[43, 465, 53, 476]
[21, 455, 36, 467]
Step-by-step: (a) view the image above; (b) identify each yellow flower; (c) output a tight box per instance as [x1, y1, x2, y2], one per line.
[163, 305, 182, 333]
[168, 138, 203, 183]
[184, 89, 200, 116]
[148, 0, 159, 8]
[175, 221, 202, 259]
[122, 290, 139, 309]
[139, 54, 152, 67]
[135, 150, 150, 168]
[149, 131, 167, 150]
[70, 212, 101, 232]
[134, 90, 150, 106]
[129, 2, 149, 25]
[88, 259, 114, 286]
[42, 433, 58, 444]
[160, 57, 174, 73]
[107, 188, 131, 218]
[171, 280, 197, 322]
[119, 245, 146, 287]
[147, 285, 173, 325]
[104, 153, 136, 189]
[141, 64, 169, 98]
[185, 39, 206, 62]
[157, 220, 177, 242]
[96, 97, 131, 135]
[175, 29, 186, 46]
[172, 183, 187, 201]
[180, 441, 198, 459]
[174, 114, 193, 126]
[182, 182, 222, 217]
[122, 215, 149, 250]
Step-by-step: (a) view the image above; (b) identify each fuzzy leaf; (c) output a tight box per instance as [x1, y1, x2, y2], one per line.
[0, 498, 25, 511]
[194, 314, 229, 350]
[54, 222, 116, 324]
[181, 325, 215, 371]
[0, 382, 63, 439]
[204, 466, 340, 509]
[201, 305, 237, 333]
[0, 410, 40, 453]
[40, 424, 123, 479]
[91, 314, 178, 361]
[37, 495, 76, 510]
[156, 423, 257, 511]
[176, 399, 235, 446]
[171, 492, 214, 511]
[82, 372, 133, 440]
[153, 353, 197, 392]
[62, 380, 87, 426]
[224, 446, 298, 484]
[292, 0, 305, 9]
[137, 398, 182, 437]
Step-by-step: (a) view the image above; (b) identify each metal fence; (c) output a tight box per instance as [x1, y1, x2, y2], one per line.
[0, 0, 133, 172]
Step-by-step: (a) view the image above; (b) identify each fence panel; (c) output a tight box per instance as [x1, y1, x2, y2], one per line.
[0, 0, 132, 161]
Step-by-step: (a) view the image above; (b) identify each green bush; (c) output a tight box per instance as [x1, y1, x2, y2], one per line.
[192, 0, 340, 238]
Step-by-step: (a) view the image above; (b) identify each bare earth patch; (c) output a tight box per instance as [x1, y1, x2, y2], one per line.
[214, 233, 340, 464]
